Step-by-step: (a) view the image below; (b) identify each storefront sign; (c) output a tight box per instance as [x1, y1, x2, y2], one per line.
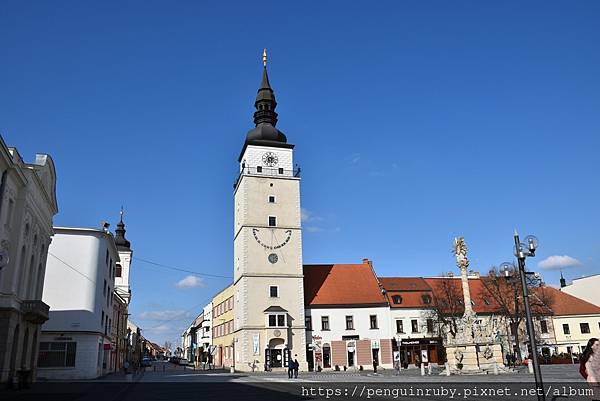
[401, 338, 440, 346]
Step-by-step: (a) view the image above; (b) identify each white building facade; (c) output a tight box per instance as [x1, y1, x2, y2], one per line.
[38, 227, 120, 380]
[561, 274, 600, 308]
[233, 64, 307, 372]
[0, 136, 58, 384]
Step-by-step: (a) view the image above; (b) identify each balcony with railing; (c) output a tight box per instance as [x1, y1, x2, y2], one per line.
[21, 299, 50, 324]
[233, 165, 301, 189]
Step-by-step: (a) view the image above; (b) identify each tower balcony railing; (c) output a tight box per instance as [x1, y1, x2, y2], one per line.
[234, 166, 301, 189]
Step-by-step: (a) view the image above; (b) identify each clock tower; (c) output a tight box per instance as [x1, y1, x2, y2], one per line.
[233, 51, 307, 372]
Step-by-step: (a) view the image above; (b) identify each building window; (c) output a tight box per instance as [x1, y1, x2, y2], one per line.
[38, 342, 77, 367]
[305, 316, 312, 330]
[116, 264, 122, 277]
[580, 323, 591, 334]
[369, 315, 378, 329]
[411, 319, 419, 333]
[278, 168, 284, 174]
[563, 324, 570, 335]
[396, 320, 404, 333]
[540, 320, 548, 334]
[268, 216, 277, 227]
[321, 316, 330, 331]
[392, 295, 402, 304]
[345, 316, 354, 330]
[257, 166, 263, 173]
[268, 314, 286, 327]
[268, 195, 276, 203]
[269, 286, 278, 298]
[426, 319, 434, 333]
[421, 294, 432, 304]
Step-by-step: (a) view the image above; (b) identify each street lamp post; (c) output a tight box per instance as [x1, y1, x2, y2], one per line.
[507, 230, 545, 401]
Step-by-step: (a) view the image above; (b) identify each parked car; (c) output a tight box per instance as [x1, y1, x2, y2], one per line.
[178, 358, 189, 366]
[141, 357, 152, 367]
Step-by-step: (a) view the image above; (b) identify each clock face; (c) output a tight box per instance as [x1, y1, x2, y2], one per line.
[268, 253, 278, 264]
[252, 228, 292, 250]
[262, 152, 278, 167]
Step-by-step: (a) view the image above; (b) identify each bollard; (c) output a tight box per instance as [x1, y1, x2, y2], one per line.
[420, 363, 425, 376]
[427, 363, 432, 375]
[527, 359, 534, 374]
[493, 362, 499, 375]
[445, 362, 451, 376]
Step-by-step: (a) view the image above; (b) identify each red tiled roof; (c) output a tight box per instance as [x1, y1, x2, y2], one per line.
[424, 277, 501, 314]
[379, 277, 431, 292]
[379, 277, 433, 308]
[544, 286, 600, 316]
[303, 260, 388, 307]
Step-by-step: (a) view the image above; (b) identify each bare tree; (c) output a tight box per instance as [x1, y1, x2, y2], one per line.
[427, 276, 466, 340]
[479, 266, 553, 361]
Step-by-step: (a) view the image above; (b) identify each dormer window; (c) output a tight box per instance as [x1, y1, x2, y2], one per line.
[392, 295, 402, 304]
[421, 294, 432, 304]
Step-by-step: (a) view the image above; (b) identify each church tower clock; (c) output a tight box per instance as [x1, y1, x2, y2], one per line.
[233, 51, 307, 372]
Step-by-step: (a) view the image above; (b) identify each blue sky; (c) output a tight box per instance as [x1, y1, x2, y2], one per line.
[2, 1, 599, 346]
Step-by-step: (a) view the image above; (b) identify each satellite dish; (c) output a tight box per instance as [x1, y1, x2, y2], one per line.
[0, 250, 9, 270]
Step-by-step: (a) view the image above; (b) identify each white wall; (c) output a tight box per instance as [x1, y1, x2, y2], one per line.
[306, 306, 391, 344]
[562, 275, 600, 307]
[42, 228, 119, 335]
[37, 332, 103, 380]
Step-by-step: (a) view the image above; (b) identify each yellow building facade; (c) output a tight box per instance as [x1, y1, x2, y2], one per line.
[212, 284, 235, 368]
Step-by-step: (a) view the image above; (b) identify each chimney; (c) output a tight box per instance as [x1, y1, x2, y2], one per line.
[560, 271, 567, 288]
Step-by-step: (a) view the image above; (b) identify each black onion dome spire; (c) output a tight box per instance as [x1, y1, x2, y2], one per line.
[114, 208, 131, 252]
[240, 50, 290, 161]
[253, 66, 278, 126]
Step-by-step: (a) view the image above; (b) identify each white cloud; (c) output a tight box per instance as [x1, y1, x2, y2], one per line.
[537, 255, 582, 270]
[138, 310, 191, 321]
[301, 208, 322, 223]
[175, 275, 205, 289]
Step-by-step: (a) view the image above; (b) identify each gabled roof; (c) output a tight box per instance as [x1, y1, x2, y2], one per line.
[379, 277, 431, 292]
[303, 260, 388, 308]
[541, 286, 600, 316]
[379, 277, 434, 309]
[424, 277, 500, 314]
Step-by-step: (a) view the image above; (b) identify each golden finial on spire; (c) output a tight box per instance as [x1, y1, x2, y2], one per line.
[262, 48, 268, 67]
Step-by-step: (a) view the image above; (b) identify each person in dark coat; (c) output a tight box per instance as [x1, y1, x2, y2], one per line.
[288, 358, 294, 379]
[293, 355, 299, 378]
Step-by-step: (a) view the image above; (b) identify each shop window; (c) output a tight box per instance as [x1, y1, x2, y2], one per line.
[38, 342, 77, 367]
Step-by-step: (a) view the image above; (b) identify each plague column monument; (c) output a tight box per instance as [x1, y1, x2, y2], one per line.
[444, 237, 505, 373]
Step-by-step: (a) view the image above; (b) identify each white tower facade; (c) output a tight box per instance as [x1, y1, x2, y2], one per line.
[233, 60, 307, 371]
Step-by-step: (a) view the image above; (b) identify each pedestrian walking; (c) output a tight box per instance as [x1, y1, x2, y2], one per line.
[580, 338, 600, 401]
[293, 355, 299, 378]
[287, 358, 294, 379]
